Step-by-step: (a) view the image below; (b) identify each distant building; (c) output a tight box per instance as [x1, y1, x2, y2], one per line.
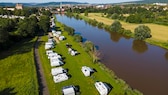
[3, 8, 15, 11]
[15, 3, 23, 10]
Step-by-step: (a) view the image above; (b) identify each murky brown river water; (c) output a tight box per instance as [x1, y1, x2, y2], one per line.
[56, 14, 168, 95]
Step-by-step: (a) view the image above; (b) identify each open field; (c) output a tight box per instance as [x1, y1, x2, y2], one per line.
[0, 38, 38, 95]
[38, 21, 142, 95]
[81, 13, 168, 42]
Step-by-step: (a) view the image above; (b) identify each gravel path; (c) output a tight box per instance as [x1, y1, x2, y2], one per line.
[34, 36, 50, 95]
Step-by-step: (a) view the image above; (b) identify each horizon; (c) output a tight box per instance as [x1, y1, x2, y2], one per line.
[0, 0, 141, 4]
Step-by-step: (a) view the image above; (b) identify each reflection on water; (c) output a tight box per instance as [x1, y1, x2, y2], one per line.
[132, 40, 148, 53]
[109, 32, 122, 42]
[165, 52, 168, 60]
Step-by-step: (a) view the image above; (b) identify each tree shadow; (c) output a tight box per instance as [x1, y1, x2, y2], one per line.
[0, 38, 35, 60]
[109, 32, 122, 43]
[0, 87, 17, 95]
[132, 40, 148, 54]
[164, 52, 168, 61]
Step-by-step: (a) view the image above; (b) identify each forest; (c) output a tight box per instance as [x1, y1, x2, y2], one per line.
[0, 7, 51, 51]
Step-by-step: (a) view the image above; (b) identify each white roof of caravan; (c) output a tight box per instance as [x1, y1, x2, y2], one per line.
[62, 86, 75, 95]
[48, 53, 59, 59]
[50, 59, 64, 67]
[95, 82, 109, 95]
[46, 50, 53, 55]
[53, 73, 69, 83]
[81, 66, 94, 77]
[51, 67, 65, 76]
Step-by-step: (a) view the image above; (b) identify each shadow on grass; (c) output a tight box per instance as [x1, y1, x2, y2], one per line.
[104, 82, 113, 94]
[0, 87, 17, 95]
[0, 38, 35, 60]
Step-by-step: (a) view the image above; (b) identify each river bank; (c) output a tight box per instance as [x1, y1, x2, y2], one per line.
[77, 13, 168, 50]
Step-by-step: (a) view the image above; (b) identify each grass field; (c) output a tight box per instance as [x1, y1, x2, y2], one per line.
[81, 13, 168, 42]
[0, 38, 38, 95]
[38, 21, 142, 95]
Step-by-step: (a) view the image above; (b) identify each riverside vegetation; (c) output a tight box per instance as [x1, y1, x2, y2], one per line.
[65, 4, 168, 49]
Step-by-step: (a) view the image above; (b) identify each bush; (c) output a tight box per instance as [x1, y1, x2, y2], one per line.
[134, 25, 152, 40]
[74, 34, 83, 42]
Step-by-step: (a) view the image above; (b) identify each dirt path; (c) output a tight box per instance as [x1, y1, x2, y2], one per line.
[34, 36, 50, 95]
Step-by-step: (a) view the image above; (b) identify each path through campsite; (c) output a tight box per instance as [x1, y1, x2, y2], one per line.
[34, 36, 50, 95]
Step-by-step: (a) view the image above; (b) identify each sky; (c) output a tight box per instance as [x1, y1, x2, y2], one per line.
[0, 0, 140, 4]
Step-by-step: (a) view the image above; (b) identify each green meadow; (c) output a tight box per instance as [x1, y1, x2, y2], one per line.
[0, 38, 38, 95]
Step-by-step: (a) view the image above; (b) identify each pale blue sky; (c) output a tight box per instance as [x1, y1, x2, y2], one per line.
[0, 0, 140, 4]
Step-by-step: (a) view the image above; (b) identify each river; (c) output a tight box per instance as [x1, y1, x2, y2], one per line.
[56, 14, 168, 95]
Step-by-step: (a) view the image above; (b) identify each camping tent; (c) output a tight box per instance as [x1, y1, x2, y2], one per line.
[62, 85, 76, 95]
[53, 73, 69, 83]
[81, 66, 94, 77]
[51, 67, 66, 76]
[94, 82, 111, 95]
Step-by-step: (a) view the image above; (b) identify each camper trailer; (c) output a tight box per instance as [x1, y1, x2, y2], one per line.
[81, 66, 94, 77]
[94, 82, 111, 95]
[50, 59, 64, 67]
[51, 67, 67, 76]
[62, 85, 76, 95]
[53, 73, 69, 83]
[46, 50, 53, 55]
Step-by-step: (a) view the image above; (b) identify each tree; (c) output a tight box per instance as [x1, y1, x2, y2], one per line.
[38, 15, 50, 34]
[83, 41, 95, 52]
[110, 20, 122, 32]
[74, 34, 83, 42]
[83, 41, 100, 63]
[134, 25, 152, 40]
[0, 26, 8, 43]
[84, 10, 88, 16]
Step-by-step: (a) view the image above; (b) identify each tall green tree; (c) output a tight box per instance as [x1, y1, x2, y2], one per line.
[110, 20, 122, 32]
[38, 15, 50, 34]
[0, 26, 8, 43]
[134, 25, 152, 40]
[84, 10, 88, 16]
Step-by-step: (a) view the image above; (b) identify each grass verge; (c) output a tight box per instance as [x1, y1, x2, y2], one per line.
[0, 37, 39, 95]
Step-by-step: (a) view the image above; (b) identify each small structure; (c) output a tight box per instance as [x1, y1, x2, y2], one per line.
[50, 58, 64, 67]
[62, 85, 76, 95]
[59, 36, 65, 41]
[48, 52, 59, 59]
[94, 82, 111, 95]
[45, 43, 54, 50]
[53, 73, 69, 83]
[51, 67, 67, 76]
[81, 66, 94, 77]
[46, 50, 53, 55]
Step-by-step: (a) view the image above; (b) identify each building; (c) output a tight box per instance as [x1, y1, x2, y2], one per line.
[15, 3, 23, 10]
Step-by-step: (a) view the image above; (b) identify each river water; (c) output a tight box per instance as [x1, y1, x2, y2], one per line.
[56, 14, 168, 95]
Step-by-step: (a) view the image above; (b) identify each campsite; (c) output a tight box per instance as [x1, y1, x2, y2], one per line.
[37, 17, 141, 95]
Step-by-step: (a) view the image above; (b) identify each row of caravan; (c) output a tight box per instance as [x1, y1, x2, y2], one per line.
[45, 38, 55, 50]
[46, 49, 69, 83]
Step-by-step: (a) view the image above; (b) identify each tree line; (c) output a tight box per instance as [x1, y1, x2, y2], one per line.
[0, 8, 51, 51]
[67, 4, 168, 26]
